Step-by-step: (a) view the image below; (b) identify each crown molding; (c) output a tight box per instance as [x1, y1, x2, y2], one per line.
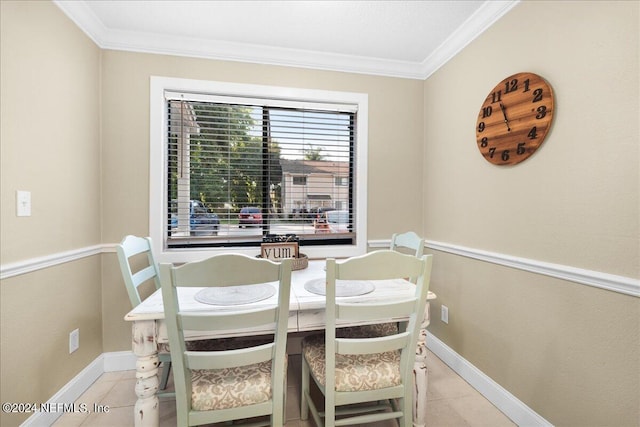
[53, 0, 519, 80]
[419, 0, 519, 78]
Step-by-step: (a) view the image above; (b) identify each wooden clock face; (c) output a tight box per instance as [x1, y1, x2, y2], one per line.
[476, 72, 555, 165]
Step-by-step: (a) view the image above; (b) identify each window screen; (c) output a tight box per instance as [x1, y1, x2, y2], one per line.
[165, 93, 356, 249]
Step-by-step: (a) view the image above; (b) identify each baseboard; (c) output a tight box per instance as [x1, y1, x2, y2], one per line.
[21, 355, 105, 427]
[103, 350, 137, 372]
[426, 332, 553, 427]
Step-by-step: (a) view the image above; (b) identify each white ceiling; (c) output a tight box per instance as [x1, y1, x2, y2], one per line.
[54, 0, 518, 79]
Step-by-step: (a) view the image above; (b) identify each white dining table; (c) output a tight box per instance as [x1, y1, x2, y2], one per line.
[125, 259, 436, 427]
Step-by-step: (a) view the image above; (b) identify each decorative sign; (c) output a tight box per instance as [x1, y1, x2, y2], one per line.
[260, 242, 299, 260]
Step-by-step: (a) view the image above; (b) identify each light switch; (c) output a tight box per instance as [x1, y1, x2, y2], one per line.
[16, 190, 31, 217]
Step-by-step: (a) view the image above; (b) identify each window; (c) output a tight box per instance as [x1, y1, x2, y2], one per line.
[150, 77, 368, 262]
[293, 176, 307, 185]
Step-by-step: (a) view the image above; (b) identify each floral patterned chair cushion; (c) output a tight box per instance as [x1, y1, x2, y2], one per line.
[302, 334, 400, 392]
[336, 322, 398, 339]
[191, 356, 287, 411]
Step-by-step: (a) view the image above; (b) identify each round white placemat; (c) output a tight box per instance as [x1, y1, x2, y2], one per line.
[304, 278, 375, 297]
[195, 284, 276, 306]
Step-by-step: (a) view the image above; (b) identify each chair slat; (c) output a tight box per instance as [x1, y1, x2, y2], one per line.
[337, 299, 416, 322]
[335, 251, 424, 281]
[186, 344, 274, 370]
[336, 332, 409, 355]
[131, 265, 157, 287]
[180, 308, 277, 331]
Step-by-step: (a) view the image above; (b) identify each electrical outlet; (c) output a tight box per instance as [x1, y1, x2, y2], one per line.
[16, 190, 31, 217]
[441, 305, 449, 324]
[69, 329, 79, 353]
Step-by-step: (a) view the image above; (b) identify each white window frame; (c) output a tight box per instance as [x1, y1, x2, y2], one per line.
[150, 76, 368, 263]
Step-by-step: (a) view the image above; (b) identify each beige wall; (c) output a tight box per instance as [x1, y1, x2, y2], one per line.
[99, 51, 425, 350]
[424, 1, 639, 425]
[0, 1, 102, 425]
[1, 0, 638, 426]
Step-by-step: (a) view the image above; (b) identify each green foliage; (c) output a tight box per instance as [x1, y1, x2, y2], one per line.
[168, 102, 283, 216]
[304, 146, 324, 161]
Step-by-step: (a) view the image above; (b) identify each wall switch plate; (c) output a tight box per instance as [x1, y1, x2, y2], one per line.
[441, 305, 449, 324]
[69, 329, 79, 353]
[16, 190, 31, 217]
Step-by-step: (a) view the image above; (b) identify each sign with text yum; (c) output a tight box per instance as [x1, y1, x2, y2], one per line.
[261, 242, 299, 261]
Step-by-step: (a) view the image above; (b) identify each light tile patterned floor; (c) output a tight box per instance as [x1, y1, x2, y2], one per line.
[53, 350, 515, 426]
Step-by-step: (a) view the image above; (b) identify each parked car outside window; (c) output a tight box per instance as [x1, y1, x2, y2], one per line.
[238, 207, 263, 227]
[314, 210, 350, 233]
[170, 200, 220, 236]
[307, 206, 336, 223]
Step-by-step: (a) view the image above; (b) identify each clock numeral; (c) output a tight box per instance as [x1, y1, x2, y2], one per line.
[505, 78, 518, 94]
[532, 88, 543, 102]
[488, 148, 513, 161]
[482, 106, 493, 118]
[517, 142, 526, 155]
[491, 90, 502, 103]
[478, 122, 486, 132]
[480, 137, 488, 148]
[535, 106, 547, 119]
[523, 79, 531, 92]
[528, 127, 538, 139]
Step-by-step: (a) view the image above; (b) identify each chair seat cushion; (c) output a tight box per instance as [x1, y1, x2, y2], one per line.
[191, 354, 286, 411]
[302, 334, 400, 392]
[187, 336, 273, 351]
[336, 322, 398, 339]
[158, 336, 273, 353]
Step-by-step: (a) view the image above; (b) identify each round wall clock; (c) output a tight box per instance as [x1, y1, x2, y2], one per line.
[476, 72, 555, 166]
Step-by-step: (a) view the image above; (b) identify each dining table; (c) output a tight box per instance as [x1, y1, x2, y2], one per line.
[124, 259, 436, 427]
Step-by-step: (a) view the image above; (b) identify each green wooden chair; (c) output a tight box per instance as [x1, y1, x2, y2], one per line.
[116, 235, 229, 394]
[301, 250, 433, 427]
[336, 231, 426, 340]
[391, 231, 425, 260]
[159, 254, 292, 427]
[115, 235, 173, 392]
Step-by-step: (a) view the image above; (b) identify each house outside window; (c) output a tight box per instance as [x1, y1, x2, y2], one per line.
[150, 77, 368, 263]
[335, 176, 348, 186]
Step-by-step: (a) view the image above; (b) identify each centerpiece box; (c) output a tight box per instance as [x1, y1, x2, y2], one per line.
[260, 234, 308, 270]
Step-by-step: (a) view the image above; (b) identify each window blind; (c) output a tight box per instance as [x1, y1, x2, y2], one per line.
[165, 93, 356, 248]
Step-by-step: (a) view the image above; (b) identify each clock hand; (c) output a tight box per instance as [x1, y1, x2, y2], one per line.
[499, 103, 511, 132]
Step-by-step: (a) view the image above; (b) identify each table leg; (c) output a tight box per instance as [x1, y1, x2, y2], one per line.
[412, 303, 431, 427]
[132, 320, 160, 427]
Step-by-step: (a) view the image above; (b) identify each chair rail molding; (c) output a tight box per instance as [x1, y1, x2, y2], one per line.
[368, 239, 639, 298]
[3, 241, 638, 298]
[0, 245, 103, 280]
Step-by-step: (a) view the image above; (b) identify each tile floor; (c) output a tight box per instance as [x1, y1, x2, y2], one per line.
[53, 350, 515, 427]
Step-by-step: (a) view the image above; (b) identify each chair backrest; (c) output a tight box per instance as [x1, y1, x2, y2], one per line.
[324, 250, 432, 415]
[115, 235, 161, 307]
[390, 231, 424, 257]
[159, 254, 292, 426]
[391, 231, 425, 284]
